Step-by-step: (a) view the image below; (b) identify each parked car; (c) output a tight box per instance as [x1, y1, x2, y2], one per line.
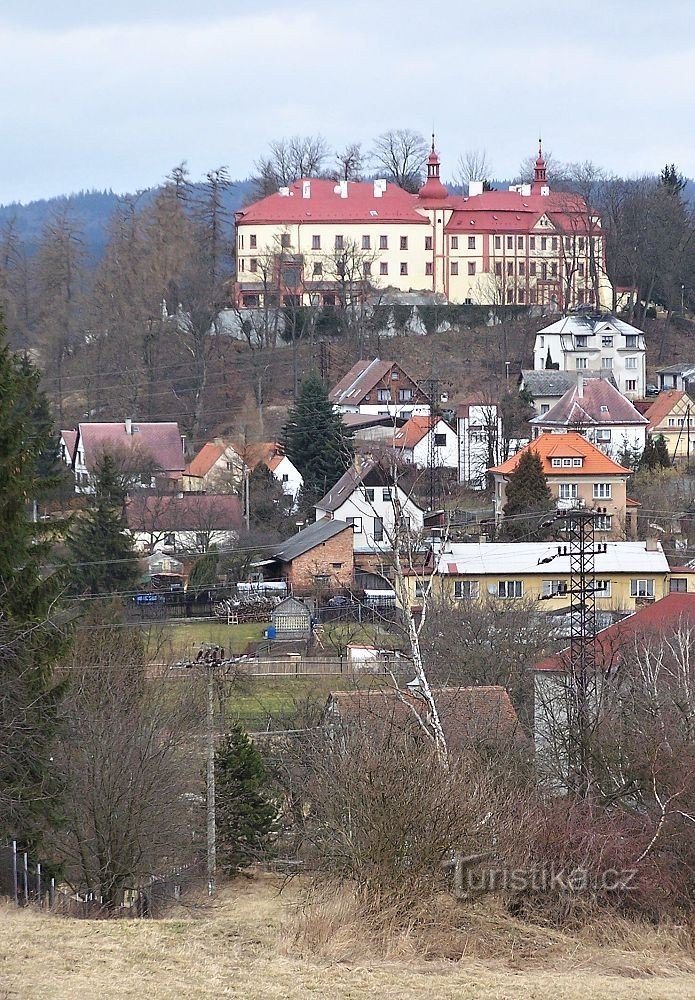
[327, 595, 351, 607]
[646, 383, 659, 397]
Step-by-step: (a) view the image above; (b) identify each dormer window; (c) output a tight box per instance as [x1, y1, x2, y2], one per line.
[551, 458, 562, 467]
[575, 335, 588, 347]
[572, 458, 583, 467]
[600, 405, 609, 413]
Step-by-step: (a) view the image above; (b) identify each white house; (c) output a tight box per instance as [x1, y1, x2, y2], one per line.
[315, 459, 425, 555]
[125, 494, 242, 554]
[392, 415, 458, 471]
[456, 399, 504, 489]
[533, 313, 647, 400]
[185, 440, 303, 503]
[64, 419, 186, 494]
[529, 376, 648, 463]
[329, 358, 431, 419]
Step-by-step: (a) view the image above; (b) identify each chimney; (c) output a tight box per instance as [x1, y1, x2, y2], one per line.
[468, 180, 484, 197]
[577, 374, 584, 397]
[374, 178, 387, 197]
[338, 180, 348, 199]
[302, 180, 311, 199]
[645, 537, 659, 552]
[125, 418, 132, 435]
[279, 186, 290, 197]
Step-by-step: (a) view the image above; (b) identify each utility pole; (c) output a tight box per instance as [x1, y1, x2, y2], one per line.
[243, 468, 250, 531]
[185, 644, 228, 895]
[318, 339, 330, 383]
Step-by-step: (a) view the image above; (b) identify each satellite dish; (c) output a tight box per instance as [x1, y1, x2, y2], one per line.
[487, 584, 497, 595]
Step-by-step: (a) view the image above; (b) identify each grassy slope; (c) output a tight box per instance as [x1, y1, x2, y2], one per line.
[1, 877, 693, 1000]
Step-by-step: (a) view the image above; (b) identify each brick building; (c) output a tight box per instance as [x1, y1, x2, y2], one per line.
[254, 518, 354, 594]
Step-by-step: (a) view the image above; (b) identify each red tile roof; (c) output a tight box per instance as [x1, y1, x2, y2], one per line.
[393, 414, 437, 448]
[185, 442, 227, 478]
[489, 431, 631, 477]
[126, 494, 242, 532]
[535, 593, 695, 672]
[531, 379, 648, 428]
[235, 178, 429, 226]
[644, 390, 688, 430]
[77, 422, 185, 475]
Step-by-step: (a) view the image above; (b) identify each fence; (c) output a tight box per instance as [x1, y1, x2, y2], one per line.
[237, 657, 403, 677]
[0, 840, 204, 918]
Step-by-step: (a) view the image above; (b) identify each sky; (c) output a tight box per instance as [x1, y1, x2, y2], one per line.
[1, 0, 694, 204]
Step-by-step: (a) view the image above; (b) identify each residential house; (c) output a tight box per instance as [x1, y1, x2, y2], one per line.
[65, 419, 186, 494]
[234, 143, 611, 310]
[126, 494, 242, 554]
[252, 518, 354, 594]
[655, 363, 695, 393]
[417, 540, 670, 613]
[533, 592, 695, 787]
[237, 441, 304, 502]
[489, 432, 633, 539]
[456, 398, 505, 488]
[314, 459, 425, 579]
[644, 390, 695, 462]
[532, 313, 646, 399]
[519, 369, 616, 416]
[392, 414, 458, 472]
[183, 440, 243, 491]
[529, 376, 648, 463]
[329, 358, 430, 419]
[325, 685, 525, 753]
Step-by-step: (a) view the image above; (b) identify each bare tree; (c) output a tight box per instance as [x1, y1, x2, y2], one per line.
[369, 129, 429, 193]
[455, 149, 493, 189]
[334, 143, 363, 181]
[252, 135, 329, 197]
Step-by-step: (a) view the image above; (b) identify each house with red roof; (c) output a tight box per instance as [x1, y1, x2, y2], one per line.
[644, 390, 694, 462]
[532, 592, 695, 787]
[234, 141, 612, 311]
[392, 414, 458, 471]
[329, 358, 430, 418]
[489, 431, 633, 539]
[126, 493, 243, 554]
[529, 376, 648, 463]
[64, 419, 186, 494]
[184, 439, 303, 501]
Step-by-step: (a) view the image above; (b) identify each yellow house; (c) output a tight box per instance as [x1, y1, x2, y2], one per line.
[410, 540, 671, 613]
[644, 390, 695, 462]
[234, 143, 611, 311]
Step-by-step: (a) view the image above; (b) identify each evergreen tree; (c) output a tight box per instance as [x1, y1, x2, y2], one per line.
[248, 464, 293, 536]
[214, 725, 275, 874]
[67, 453, 141, 596]
[640, 434, 671, 472]
[659, 163, 686, 198]
[0, 321, 69, 845]
[284, 372, 354, 509]
[187, 549, 219, 598]
[654, 434, 671, 468]
[502, 449, 554, 540]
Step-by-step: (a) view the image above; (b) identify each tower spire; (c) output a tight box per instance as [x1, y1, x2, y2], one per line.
[534, 137, 547, 185]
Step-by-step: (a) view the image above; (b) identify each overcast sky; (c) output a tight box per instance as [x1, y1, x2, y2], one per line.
[1, 0, 694, 204]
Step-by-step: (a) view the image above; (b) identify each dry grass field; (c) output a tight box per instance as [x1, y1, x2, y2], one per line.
[2, 876, 694, 1000]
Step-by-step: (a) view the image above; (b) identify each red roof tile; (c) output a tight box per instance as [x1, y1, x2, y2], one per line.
[126, 493, 242, 532]
[531, 379, 648, 428]
[535, 593, 695, 672]
[77, 422, 185, 475]
[490, 431, 631, 477]
[645, 390, 688, 430]
[185, 442, 227, 478]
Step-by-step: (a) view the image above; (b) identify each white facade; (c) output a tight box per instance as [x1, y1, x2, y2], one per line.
[533, 315, 647, 399]
[394, 417, 458, 470]
[457, 403, 504, 489]
[316, 485, 425, 555]
[130, 527, 238, 555]
[271, 454, 304, 501]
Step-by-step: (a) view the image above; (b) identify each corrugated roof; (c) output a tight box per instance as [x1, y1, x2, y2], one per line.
[535, 592, 695, 672]
[490, 431, 631, 477]
[272, 518, 352, 562]
[529, 379, 648, 428]
[435, 541, 669, 577]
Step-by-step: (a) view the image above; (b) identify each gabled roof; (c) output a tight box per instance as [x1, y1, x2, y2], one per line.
[271, 518, 353, 563]
[393, 414, 451, 449]
[126, 494, 242, 532]
[520, 370, 616, 398]
[76, 421, 185, 474]
[235, 441, 288, 471]
[341, 413, 408, 430]
[60, 430, 77, 461]
[656, 363, 695, 376]
[185, 442, 230, 478]
[644, 390, 688, 429]
[327, 685, 525, 751]
[534, 592, 695, 673]
[529, 379, 648, 428]
[329, 358, 426, 407]
[315, 459, 376, 512]
[489, 431, 631, 477]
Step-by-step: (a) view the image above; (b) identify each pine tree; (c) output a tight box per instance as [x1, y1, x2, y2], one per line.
[654, 434, 671, 468]
[284, 372, 354, 509]
[214, 726, 275, 874]
[67, 453, 141, 596]
[502, 450, 554, 540]
[248, 464, 293, 535]
[0, 321, 69, 845]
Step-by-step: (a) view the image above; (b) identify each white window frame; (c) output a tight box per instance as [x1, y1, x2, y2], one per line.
[559, 483, 578, 500]
[498, 580, 523, 599]
[541, 580, 569, 597]
[594, 515, 613, 532]
[625, 357, 638, 370]
[576, 358, 588, 370]
[630, 579, 655, 598]
[454, 580, 479, 599]
[593, 579, 612, 597]
[346, 516, 362, 534]
[593, 483, 612, 498]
